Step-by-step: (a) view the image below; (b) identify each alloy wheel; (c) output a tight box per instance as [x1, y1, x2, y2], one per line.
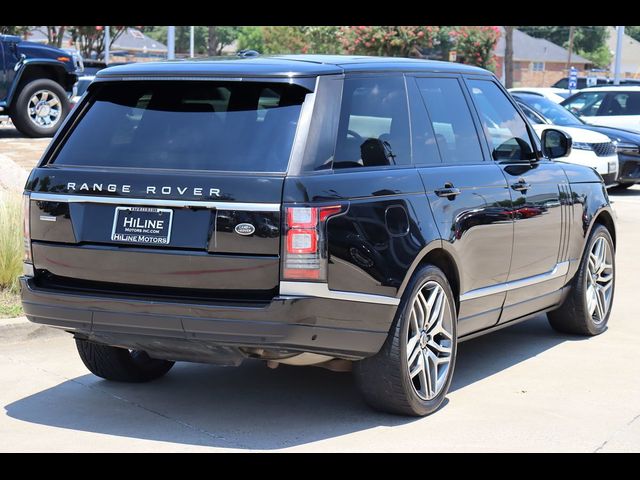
[406, 281, 454, 400]
[586, 236, 614, 324]
[27, 89, 62, 128]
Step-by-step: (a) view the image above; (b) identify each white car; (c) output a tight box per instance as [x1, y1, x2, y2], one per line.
[561, 86, 640, 133]
[508, 87, 572, 104]
[531, 124, 618, 186]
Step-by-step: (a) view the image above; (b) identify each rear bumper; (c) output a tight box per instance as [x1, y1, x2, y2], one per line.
[20, 276, 395, 359]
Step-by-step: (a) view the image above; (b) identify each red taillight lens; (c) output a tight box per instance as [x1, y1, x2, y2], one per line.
[287, 229, 317, 254]
[282, 205, 343, 282]
[287, 207, 317, 229]
[23, 193, 32, 264]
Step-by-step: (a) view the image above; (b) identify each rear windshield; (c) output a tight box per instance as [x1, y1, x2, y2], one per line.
[51, 81, 309, 172]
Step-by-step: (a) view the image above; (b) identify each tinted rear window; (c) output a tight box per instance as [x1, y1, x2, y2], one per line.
[52, 81, 309, 172]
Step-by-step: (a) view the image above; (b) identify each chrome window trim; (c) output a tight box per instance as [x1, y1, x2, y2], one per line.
[29, 193, 280, 212]
[279, 281, 400, 306]
[460, 261, 570, 302]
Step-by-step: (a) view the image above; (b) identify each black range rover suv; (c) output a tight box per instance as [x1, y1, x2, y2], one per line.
[21, 55, 616, 416]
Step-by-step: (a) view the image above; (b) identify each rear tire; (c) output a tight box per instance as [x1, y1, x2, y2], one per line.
[354, 265, 457, 416]
[10, 78, 69, 138]
[548, 224, 615, 336]
[75, 338, 174, 382]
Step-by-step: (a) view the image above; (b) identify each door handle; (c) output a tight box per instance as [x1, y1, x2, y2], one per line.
[435, 184, 461, 198]
[511, 180, 531, 192]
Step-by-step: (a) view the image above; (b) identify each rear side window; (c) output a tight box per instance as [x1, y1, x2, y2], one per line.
[415, 77, 483, 164]
[51, 81, 309, 172]
[333, 75, 411, 169]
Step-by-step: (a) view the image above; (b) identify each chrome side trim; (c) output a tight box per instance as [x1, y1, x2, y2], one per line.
[29, 193, 280, 212]
[460, 261, 570, 302]
[279, 282, 400, 306]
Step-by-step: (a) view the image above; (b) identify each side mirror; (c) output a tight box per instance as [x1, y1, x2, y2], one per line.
[541, 128, 572, 159]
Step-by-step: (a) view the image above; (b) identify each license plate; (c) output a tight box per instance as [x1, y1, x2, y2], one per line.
[111, 207, 173, 245]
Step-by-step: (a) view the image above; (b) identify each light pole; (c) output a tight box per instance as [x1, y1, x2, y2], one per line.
[167, 26, 176, 60]
[104, 26, 110, 65]
[614, 26, 625, 85]
[190, 26, 195, 58]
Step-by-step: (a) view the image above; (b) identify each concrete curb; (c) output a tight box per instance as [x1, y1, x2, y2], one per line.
[0, 316, 30, 327]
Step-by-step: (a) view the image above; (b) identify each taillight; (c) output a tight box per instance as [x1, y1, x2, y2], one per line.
[282, 205, 344, 281]
[23, 193, 32, 264]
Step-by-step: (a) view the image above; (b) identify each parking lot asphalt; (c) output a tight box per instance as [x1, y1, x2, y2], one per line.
[1, 129, 639, 452]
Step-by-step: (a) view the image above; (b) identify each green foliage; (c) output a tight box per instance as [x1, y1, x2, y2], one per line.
[206, 26, 240, 55]
[0, 26, 29, 36]
[237, 26, 264, 52]
[262, 27, 309, 54]
[578, 45, 612, 69]
[626, 26, 640, 43]
[260, 26, 342, 54]
[0, 192, 22, 294]
[519, 26, 609, 56]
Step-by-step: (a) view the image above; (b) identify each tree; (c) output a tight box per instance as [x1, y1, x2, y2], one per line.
[0, 26, 29, 37]
[70, 26, 131, 59]
[578, 45, 612, 69]
[518, 26, 608, 56]
[340, 26, 449, 57]
[452, 26, 500, 71]
[237, 26, 264, 52]
[207, 26, 239, 56]
[44, 26, 67, 48]
[260, 26, 342, 54]
[261, 26, 309, 54]
[505, 26, 514, 87]
[627, 26, 640, 43]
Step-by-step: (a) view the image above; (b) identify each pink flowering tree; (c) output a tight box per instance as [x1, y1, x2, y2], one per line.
[452, 26, 500, 71]
[339, 26, 450, 57]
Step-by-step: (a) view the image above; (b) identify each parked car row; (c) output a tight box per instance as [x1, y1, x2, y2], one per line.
[509, 89, 640, 189]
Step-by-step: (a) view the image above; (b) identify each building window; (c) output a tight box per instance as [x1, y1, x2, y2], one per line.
[531, 62, 545, 72]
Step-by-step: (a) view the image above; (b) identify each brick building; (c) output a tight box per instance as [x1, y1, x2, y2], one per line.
[494, 28, 591, 87]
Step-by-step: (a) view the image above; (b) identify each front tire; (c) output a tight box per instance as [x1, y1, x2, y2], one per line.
[10, 79, 69, 138]
[354, 265, 457, 416]
[76, 338, 175, 382]
[548, 224, 615, 335]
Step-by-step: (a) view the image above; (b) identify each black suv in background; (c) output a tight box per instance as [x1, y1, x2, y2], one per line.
[21, 56, 616, 416]
[0, 34, 83, 137]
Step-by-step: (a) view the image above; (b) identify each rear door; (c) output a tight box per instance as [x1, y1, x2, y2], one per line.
[409, 75, 514, 336]
[28, 79, 309, 301]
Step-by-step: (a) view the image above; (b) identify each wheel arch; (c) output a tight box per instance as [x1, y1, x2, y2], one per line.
[591, 208, 616, 249]
[397, 242, 461, 314]
[7, 61, 70, 108]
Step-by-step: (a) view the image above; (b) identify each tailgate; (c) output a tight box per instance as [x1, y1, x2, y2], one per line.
[28, 169, 283, 298]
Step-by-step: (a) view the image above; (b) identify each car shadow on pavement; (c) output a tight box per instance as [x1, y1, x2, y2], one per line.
[609, 185, 640, 197]
[0, 126, 28, 139]
[4, 315, 587, 450]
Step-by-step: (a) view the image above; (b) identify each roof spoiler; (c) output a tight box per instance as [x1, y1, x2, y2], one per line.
[237, 49, 260, 58]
